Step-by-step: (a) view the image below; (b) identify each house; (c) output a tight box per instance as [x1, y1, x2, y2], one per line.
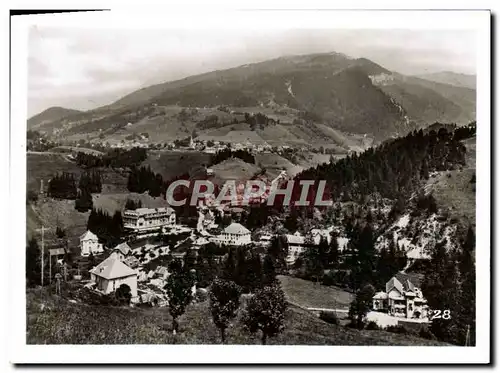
[209, 222, 251, 246]
[89, 256, 138, 298]
[123, 256, 140, 269]
[109, 242, 132, 261]
[79, 230, 104, 256]
[123, 207, 176, 232]
[372, 272, 428, 319]
[284, 232, 306, 265]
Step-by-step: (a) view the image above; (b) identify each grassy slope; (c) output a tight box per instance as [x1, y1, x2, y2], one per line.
[424, 136, 476, 228]
[278, 275, 354, 310]
[26, 153, 82, 192]
[26, 288, 445, 345]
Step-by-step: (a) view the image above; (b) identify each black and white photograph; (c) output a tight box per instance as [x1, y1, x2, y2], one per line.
[7, 7, 491, 365]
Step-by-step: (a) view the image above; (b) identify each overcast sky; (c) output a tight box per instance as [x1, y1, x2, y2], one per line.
[28, 28, 477, 117]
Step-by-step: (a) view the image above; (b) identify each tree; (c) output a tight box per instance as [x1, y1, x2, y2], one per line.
[26, 237, 41, 286]
[242, 284, 287, 345]
[115, 284, 132, 305]
[88, 252, 96, 268]
[458, 225, 476, 346]
[348, 284, 375, 329]
[75, 187, 93, 212]
[262, 254, 277, 286]
[164, 260, 195, 335]
[209, 278, 242, 343]
[222, 248, 237, 281]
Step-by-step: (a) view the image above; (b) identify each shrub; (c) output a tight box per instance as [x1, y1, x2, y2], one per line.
[319, 311, 339, 325]
[418, 327, 437, 340]
[386, 325, 408, 334]
[365, 321, 380, 330]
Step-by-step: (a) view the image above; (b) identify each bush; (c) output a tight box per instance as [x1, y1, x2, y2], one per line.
[386, 325, 408, 335]
[26, 190, 38, 204]
[365, 321, 380, 330]
[319, 311, 339, 325]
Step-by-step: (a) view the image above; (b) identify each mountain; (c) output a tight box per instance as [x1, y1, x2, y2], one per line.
[28, 52, 476, 145]
[28, 106, 82, 130]
[414, 71, 476, 90]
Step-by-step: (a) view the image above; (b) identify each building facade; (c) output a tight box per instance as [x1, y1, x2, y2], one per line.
[372, 272, 429, 319]
[90, 256, 138, 298]
[123, 207, 176, 232]
[80, 230, 104, 256]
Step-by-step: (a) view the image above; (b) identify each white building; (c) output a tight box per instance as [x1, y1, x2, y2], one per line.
[210, 223, 251, 246]
[89, 256, 138, 298]
[284, 232, 306, 265]
[80, 230, 104, 256]
[123, 207, 176, 232]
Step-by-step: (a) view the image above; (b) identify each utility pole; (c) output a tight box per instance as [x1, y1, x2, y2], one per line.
[465, 324, 471, 346]
[35, 226, 50, 287]
[35, 226, 46, 286]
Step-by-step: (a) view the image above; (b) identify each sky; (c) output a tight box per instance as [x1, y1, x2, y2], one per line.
[28, 28, 477, 117]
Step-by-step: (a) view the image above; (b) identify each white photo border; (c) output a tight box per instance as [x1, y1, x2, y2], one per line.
[9, 7, 491, 364]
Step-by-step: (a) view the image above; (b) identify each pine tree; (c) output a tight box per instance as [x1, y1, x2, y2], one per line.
[26, 237, 41, 286]
[164, 260, 195, 335]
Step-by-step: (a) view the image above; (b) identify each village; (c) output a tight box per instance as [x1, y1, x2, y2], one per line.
[43, 173, 430, 328]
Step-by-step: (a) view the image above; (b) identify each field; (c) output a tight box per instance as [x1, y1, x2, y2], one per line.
[278, 275, 355, 310]
[141, 150, 211, 181]
[26, 153, 82, 192]
[26, 288, 446, 346]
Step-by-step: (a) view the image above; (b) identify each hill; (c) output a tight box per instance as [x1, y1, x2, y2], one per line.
[26, 288, 446, 346]
[28, 107, 82, 130]
[30, 52, 475, 145]
[415, 71, 476, 90]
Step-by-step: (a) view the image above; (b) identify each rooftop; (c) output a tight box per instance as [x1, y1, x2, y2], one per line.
[124, 207, 175, 216]
[223, 223, 250, 235]
[80, 230, 98, 241]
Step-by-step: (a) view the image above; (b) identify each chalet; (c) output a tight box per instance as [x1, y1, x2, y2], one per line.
[109, 242, 132, 261]
[79, 230, 104, 256]
[123, 207, 176, 232]
[372, 272, 428, 319]
[284, 232, 306, 264]
[89, 256, 138, 299]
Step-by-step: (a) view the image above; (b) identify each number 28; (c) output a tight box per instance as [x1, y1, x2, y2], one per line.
[430, 310, 451, 320]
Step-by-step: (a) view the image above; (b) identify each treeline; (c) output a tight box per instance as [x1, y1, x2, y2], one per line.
[196, 111, 277, 131]
[292, 223, 407, 292]
[87, 208, 124, 247]
[47, 172, 77, 199]
[127, 166, 164, 197]
[295, 126, 473, 202]
[125, 198, 142, 210]
[210, 148, 255, 166]
[75, 147, 148, 169]
[78, 170, 102, 193]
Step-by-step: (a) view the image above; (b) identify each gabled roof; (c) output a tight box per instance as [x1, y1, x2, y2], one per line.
[394, 272, 424, 289]
[224, 223, 250, 235]
[80, 230, 98, 241]
[90, 257, 136, 280]
[386, 276, 404, 294]
[113, 242, 131, 256]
